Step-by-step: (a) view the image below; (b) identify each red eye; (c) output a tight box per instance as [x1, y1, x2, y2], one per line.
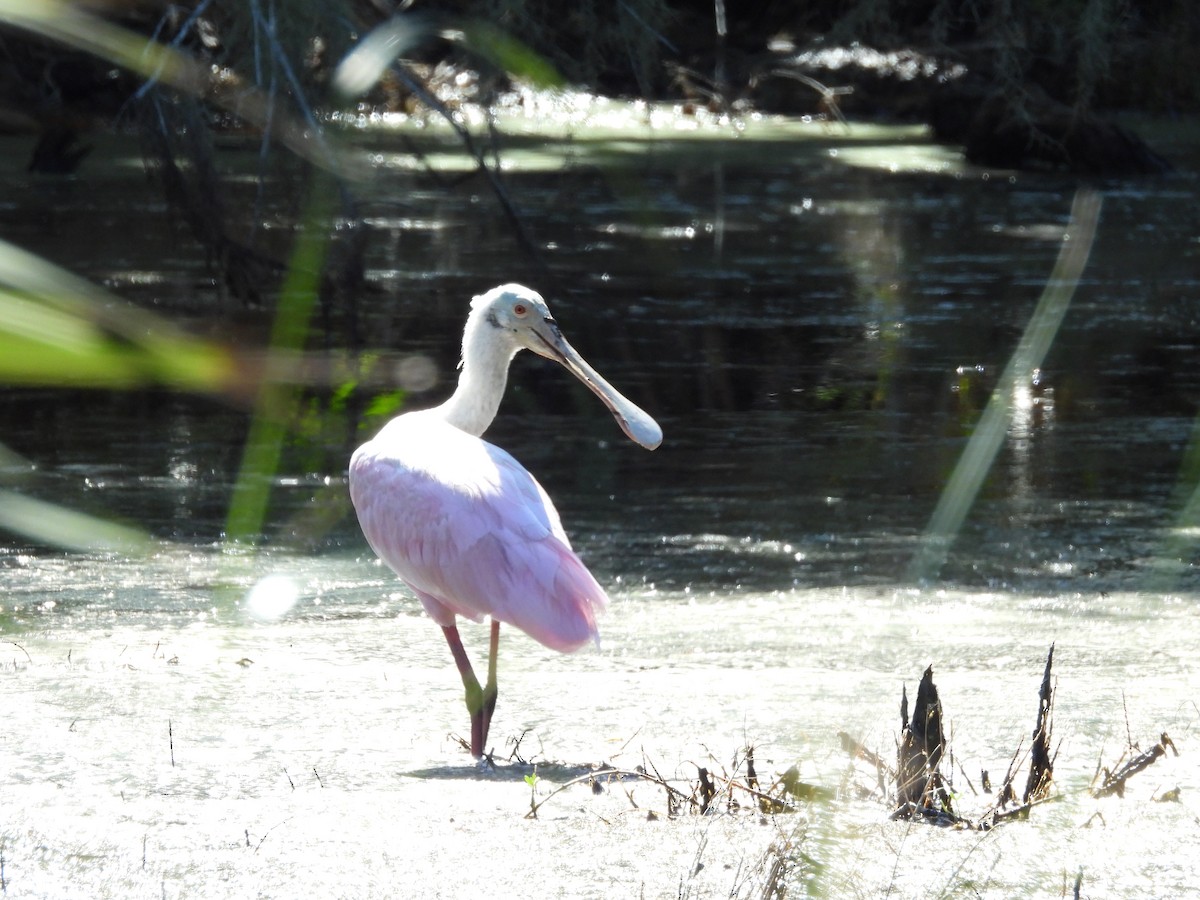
[513, 303, 528, 316]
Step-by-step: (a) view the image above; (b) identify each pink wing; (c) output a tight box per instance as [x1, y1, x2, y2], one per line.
[349, 412, 608, 653]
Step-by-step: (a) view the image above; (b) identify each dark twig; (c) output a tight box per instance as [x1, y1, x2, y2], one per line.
[995, 740, 1024, 809]
[891, 801, 972, 828]
[983, 792, 1055, 827]
[390, 65, 545, 268]
[1023, 644, 1055, 803]
[524, 749, 808, 821]
[524, 766, 699, 820]
[697, 767, 717, 812]
[839, 730, 897, 782]
[745, 744, 759, 792]
[507, 728, 537, 765]
[731, 778, 799, 814]
[253, 818, 293, 853]
[6, 642, 31, 664]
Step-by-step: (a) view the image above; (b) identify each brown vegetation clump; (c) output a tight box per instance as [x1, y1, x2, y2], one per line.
[896, 664, 955, 819]
[832, 644, 1181, 832]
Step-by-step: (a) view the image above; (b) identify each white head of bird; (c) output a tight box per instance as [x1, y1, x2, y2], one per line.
[437, 284, 663, 448]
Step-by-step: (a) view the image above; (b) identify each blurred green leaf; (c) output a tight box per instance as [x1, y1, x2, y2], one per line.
[0, 0, 368, 180]
[333, 11, 564, 98]
[0, 489, 153, 555]
[0, 241, 236, 391]
[224, 173, 337, 545]
[364, 390, 407, 421]
[455, 20, 565, 88]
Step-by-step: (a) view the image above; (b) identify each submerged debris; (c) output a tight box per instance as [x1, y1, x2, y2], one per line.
[523, 743, 835, 821]
[895, 664, 956, 821]
[1092, 732, 1179, 799]
[523, 645, 1178, 837]
[829, 645, 1181, 831]
[980, 644, 1061, 827]
[1023, 643, 1057, 804]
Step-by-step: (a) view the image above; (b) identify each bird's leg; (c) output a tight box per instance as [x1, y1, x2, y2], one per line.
[479, 618, 500, 754]
[442, 625, 486, 757]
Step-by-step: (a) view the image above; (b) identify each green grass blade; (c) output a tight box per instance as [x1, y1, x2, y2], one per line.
[908, 189, 1103, 582]
[0, 489, 153, 555]
[223, 173, 336, 545]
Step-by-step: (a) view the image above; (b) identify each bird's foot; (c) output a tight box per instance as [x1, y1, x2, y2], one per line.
[475, 749, 498, 772]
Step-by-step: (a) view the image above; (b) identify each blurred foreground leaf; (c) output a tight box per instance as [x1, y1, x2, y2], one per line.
[0, 0, 367, 179]
[224, 174, 336, 545]
[0, 239, 237, 391]
[334, 12, 563, 99]
[453, 20, 565, 88]
[333, 15, 432, 98]
[0, 489, 153, 555]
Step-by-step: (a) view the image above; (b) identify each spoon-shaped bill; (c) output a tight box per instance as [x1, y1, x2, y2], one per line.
[531, 327, 662, 450]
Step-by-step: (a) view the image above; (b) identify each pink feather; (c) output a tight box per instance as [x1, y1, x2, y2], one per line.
[350, 414, 607, 652]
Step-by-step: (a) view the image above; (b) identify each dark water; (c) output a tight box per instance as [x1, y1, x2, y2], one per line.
[1, 119, 1199, 899]
[1, 123, 1198, 600]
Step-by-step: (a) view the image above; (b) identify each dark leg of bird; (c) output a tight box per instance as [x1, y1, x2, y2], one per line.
[442, 625, 485, 756]
[479, 619, 501, 754]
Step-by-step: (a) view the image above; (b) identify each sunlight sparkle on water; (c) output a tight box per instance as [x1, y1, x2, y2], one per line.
[245, 573, 301, 621]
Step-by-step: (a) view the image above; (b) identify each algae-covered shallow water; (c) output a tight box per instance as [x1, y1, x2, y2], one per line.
[2, 104, 1199, 896]
[3, 557, 1198, 897]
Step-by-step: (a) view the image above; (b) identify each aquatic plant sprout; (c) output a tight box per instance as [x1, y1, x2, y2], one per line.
[908, 189, 1102, 582]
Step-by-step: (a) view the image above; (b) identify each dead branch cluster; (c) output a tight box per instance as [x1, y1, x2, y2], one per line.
[1091, 732, 1179, 799]
[523, 643, 1182, 834]
[523, 744, 833, 821]
[838, 644, 1181, 831]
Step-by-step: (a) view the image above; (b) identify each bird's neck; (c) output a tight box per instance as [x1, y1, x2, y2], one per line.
[433, 317, 517, 437]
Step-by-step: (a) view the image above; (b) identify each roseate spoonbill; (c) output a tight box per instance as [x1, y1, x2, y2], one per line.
[349, 284, 661, 758]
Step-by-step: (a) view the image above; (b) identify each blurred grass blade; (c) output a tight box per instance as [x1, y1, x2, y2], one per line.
[334, 13, 564, 99]
[0, 489, 153, 554]
[0, 239, 236, 391]
[0, 289, 229, 389]
[451, 20, 565, 88]
[1151, 414, 1200, 589]
[0, 440, 33, 474]
[224, 173, 336, 545]
[333, 14, 431, 98]
[0, 0, 367, 180]
[908, 189, 1103, 582]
